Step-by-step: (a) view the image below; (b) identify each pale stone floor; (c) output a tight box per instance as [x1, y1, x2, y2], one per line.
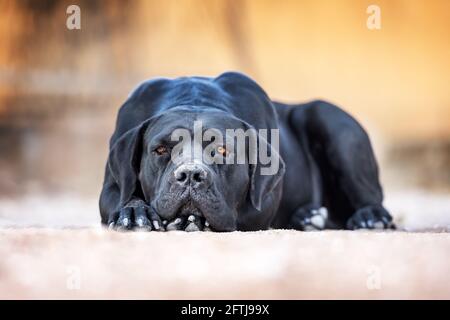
[0, 189, 449, 299]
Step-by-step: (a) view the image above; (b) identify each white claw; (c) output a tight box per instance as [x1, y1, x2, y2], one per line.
[188, 215, 195, 222]
[318, 207, 328, 219]
[166, 218, 182, 231]
[136, 218, 144, 227]
[108, 222, 115, 230]
[162, 220, 168, 225]
[122, 218, 129, 226]
[205, 221, 210, 227]
[374, 221, 384, 229]
[185, 222, 200, 232]
[152, 220, 160, 230]
[304, 225, 317, 231]
[311, 215, 325, 229]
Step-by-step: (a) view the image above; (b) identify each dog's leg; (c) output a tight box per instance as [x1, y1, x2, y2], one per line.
[286, 147, 329, 231]
[290, 100, 394, 230]
[99, 172, 162, 231]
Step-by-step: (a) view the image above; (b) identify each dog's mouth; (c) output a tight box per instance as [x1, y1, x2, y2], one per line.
[163, 201, 212, 232]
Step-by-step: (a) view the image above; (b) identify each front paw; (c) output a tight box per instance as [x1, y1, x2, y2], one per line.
[108, 199, 163, 231]
[288, 205, 328, 231]
[165, 215, 210, 232]
[346, 205, 395, 230]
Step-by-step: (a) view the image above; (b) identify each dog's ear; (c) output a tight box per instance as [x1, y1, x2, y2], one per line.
[248, 132, 285, 211]
[107, 117, 155, 206]
[238, 121, 285, 212]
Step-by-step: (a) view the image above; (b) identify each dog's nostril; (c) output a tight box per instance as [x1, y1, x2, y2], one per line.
[192, 172, 202, 182]
[176, 172, 188, 182]
[174, 165, 209, 186]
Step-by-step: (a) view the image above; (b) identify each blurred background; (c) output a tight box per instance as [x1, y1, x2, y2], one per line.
[0, 0, 449, 229]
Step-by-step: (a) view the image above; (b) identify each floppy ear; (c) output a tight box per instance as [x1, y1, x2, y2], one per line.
[107, 118, 154, 206]
[247, 127, 286, 212]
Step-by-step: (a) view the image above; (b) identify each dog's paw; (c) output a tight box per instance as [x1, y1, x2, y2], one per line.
[108, 199, 163, 232]
[346, 205, 394, 230]
[289, 206, 328, 231]
[165, 215, 210, 232]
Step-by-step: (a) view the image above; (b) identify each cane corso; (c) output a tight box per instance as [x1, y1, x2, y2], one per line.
[100, 72, 394, 232]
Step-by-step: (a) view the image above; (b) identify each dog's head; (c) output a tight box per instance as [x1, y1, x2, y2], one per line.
[108, 107, 284, 231]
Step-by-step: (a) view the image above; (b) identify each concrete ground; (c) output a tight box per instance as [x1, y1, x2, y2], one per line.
[0, 189, 449, 299]
[0, 228, 449, 299]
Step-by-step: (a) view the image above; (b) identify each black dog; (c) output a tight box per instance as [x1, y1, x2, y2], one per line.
[100, 72, 394, 232]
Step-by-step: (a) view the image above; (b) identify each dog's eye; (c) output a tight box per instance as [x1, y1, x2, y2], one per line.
[154, 145, 168, 155]
[217, 146, 227, 156]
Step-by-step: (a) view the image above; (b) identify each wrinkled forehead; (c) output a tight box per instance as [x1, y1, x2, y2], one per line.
[145, 109, 244, 142]
[196, 111, 245, 132]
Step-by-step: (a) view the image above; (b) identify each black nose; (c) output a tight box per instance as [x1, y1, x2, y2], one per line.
[174, 164, 210, 187]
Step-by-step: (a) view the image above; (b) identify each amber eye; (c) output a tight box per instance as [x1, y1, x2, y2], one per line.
[217, 146, 227, 156]
[155, 145, 168, 155]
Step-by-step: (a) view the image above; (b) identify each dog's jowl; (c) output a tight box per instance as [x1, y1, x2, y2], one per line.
[99, 72, 394, 232]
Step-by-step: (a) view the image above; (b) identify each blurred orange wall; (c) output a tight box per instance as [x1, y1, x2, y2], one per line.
[0, 0, 449, 142]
